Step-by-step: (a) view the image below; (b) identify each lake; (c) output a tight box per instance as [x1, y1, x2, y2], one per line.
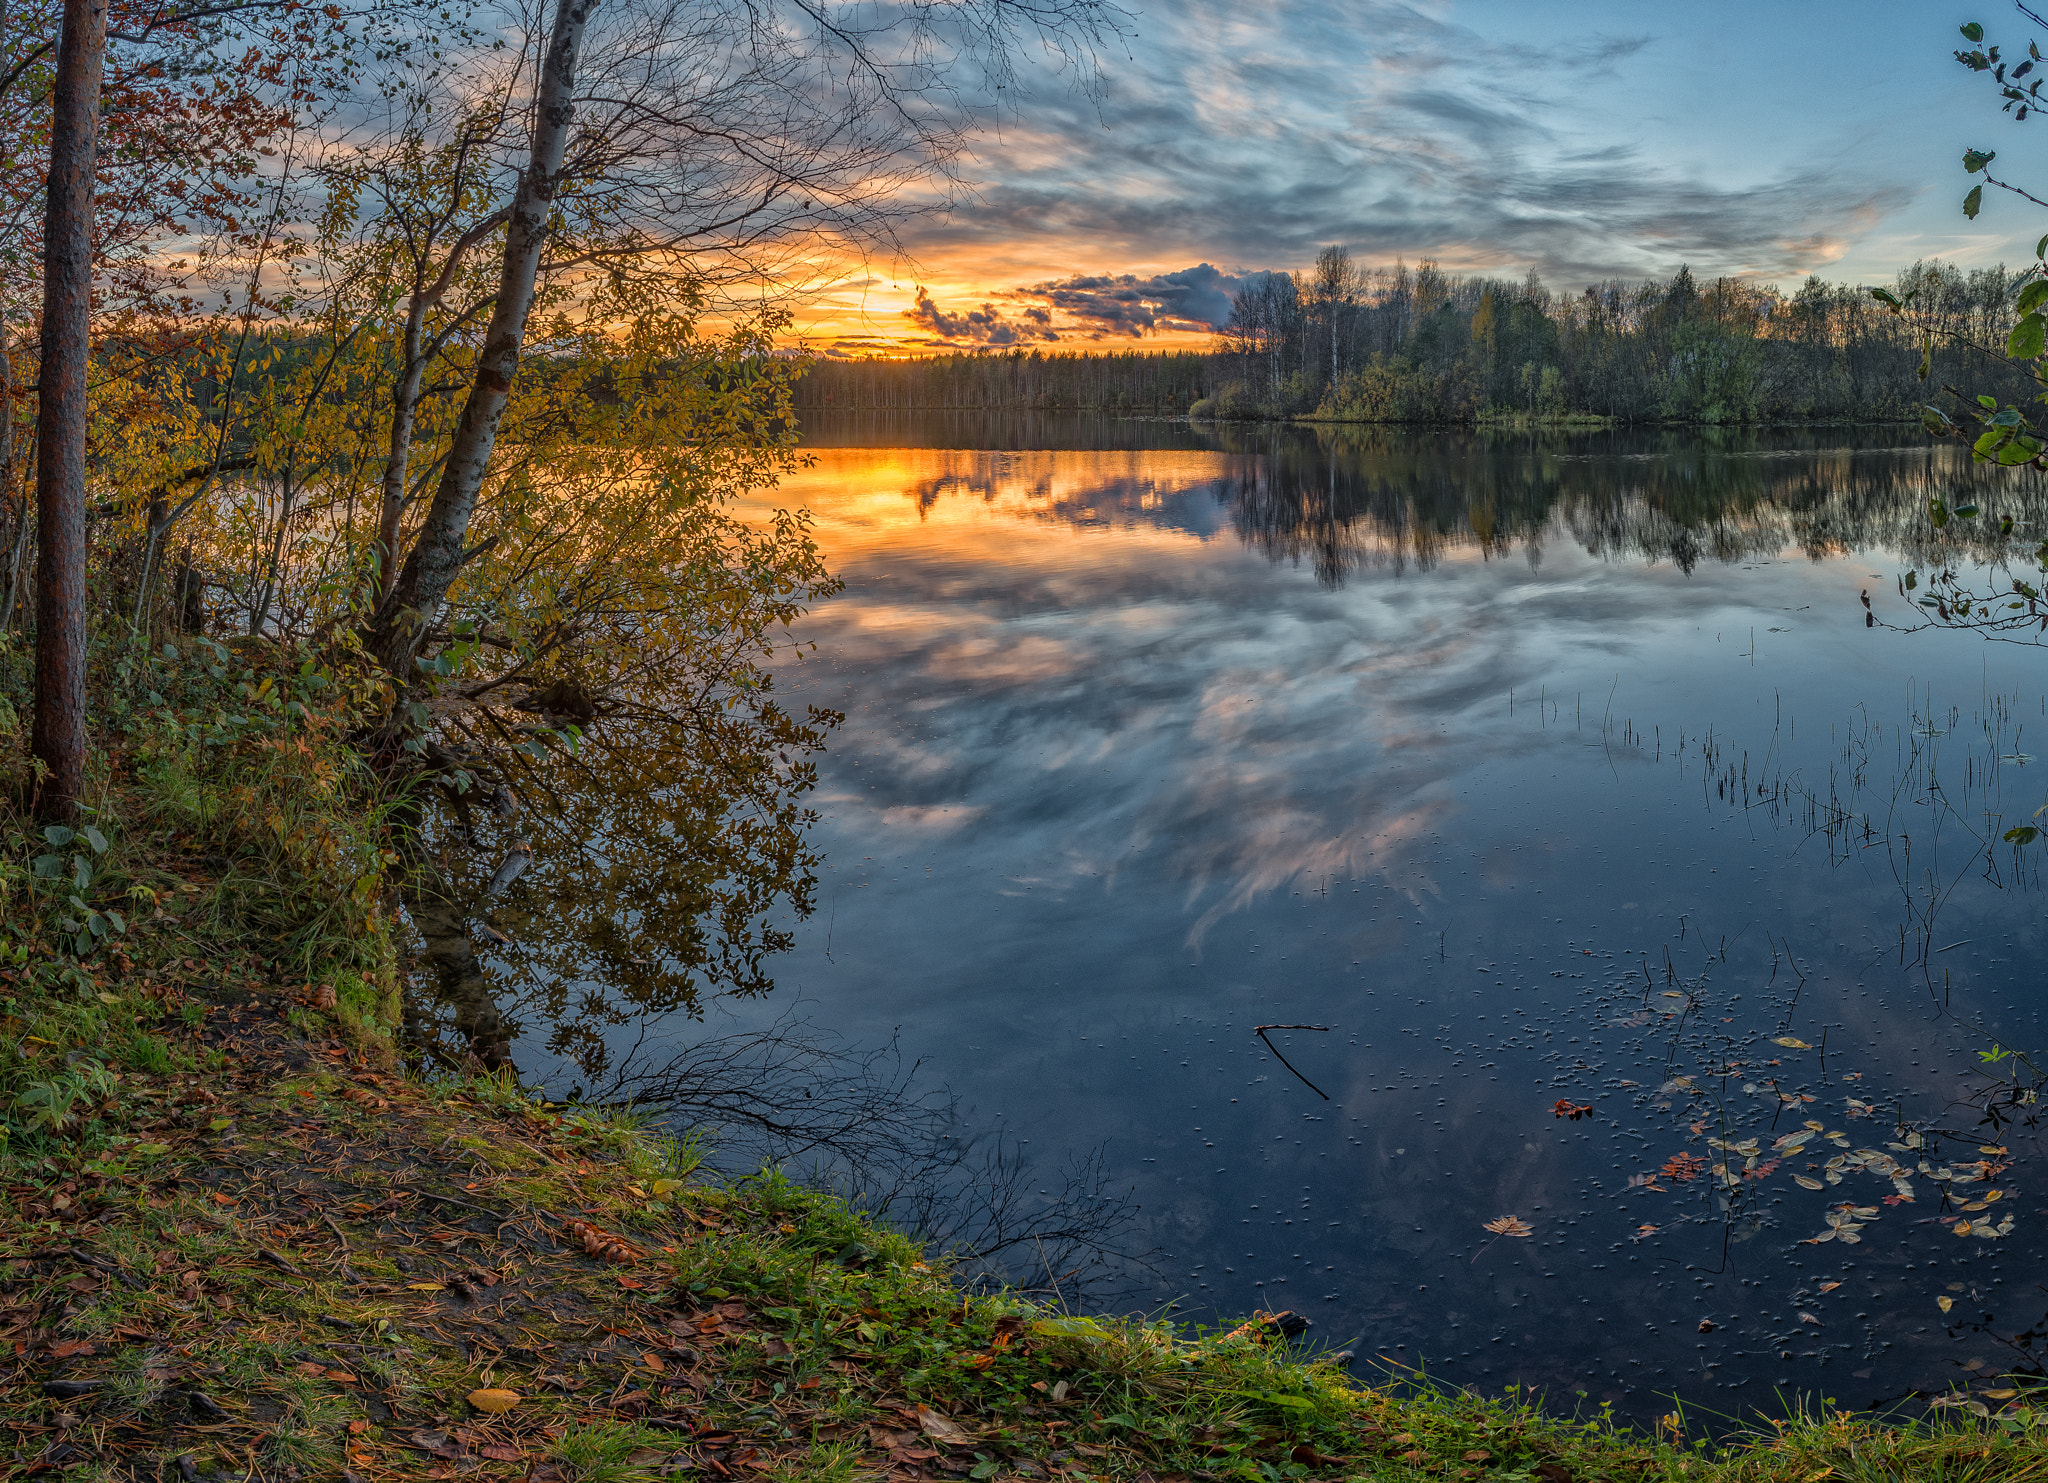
[415, 417, 2048, 1422]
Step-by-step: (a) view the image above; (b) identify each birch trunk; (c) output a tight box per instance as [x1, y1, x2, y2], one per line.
[368, 0, 593, 680]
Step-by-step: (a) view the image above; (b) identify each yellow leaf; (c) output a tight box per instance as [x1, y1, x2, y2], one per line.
[649, 1178, 686, 1196]
[1773, 1037, 1813, 1050]
[468, 1388, 521, 1414]
[406, 1283, 445, 1291]
[1938, 1296, 1955, 1312]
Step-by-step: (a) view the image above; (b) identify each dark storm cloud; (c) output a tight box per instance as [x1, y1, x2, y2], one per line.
[901, 286, 1061, 347]
[901, 0, 1908, 289]
[1013, 263, 1262, 337]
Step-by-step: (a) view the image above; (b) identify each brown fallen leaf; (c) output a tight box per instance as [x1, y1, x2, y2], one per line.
[467, 1388, 521, 1414]
[915, 1404, 971, 1443]
[410, 1430, 464, 1460]
[478, 1443, 523, 1462]
[641, 1352, 667, 1372]
[47, 1340, 94, 1359]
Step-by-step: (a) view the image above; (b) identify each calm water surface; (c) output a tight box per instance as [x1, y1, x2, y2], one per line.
[432, 420, 2048, 1420]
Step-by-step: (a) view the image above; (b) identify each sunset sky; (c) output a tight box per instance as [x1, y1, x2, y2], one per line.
[794, 0, 2048, 356]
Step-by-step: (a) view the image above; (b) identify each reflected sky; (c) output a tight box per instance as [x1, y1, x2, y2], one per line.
[499, 423, 2048, 1420]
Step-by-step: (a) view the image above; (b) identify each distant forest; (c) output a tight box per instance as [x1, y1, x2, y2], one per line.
[794, 257, 2039, 425]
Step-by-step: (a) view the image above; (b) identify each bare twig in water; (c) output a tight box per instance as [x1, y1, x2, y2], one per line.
[1254, 1023, 1332, 1100]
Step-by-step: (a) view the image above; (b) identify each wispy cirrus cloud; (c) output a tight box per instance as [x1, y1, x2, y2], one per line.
[792, 0, 1977, 351]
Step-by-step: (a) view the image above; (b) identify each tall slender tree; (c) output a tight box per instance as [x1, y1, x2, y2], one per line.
[31, 0, 107, 820]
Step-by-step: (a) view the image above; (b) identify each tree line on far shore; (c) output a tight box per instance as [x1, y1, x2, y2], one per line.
[794, 255, 2038, 425]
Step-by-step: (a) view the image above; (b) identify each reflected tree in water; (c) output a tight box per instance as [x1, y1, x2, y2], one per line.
[406, 684, 839, 1075]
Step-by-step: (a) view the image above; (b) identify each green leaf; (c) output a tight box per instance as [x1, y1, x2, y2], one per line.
[2009, 313, 2046, 359]
[1966, 184, 1985, 219]
[1964, 21, 1985, 41]
[1981, 394, 2001, 408]
[78, 826, 106, 855]
[1998, 440, 2038, 465]
[133, 1142, 171, 1157]
[31, 854, 61, 879]
[2018, 280, 2048, 316]
[1956, 503, 1982, 517]
[41, 825, 74, 848]
[1870, 287, 1901, 307]
[1919, 334, 1933, 381]
[71, 857, 91, 892]
[1965, 147, 1997, 173]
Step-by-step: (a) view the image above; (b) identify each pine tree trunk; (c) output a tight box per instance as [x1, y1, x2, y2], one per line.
[32, 0, 109, 821]
[367, 0, 596, 683]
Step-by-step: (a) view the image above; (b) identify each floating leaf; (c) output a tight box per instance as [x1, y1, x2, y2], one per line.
[1939, 1296, 1956, 1312]
[1483, 1216, 1533, 1238]
[467, 1388, 521, 1414]
[1773, 1036, 1813, 1050]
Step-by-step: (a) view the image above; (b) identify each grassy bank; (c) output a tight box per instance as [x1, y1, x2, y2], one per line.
[4, 642, 2048, 1481]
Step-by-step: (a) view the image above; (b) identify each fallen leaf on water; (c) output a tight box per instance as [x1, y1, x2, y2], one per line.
[1793, 1175, 1825, 1190]
[1636, 1224, 1659, 1236]
[1698, 1320, 1717, 1333]
[468, 1388, 521, 1414]
[1482, 1216, 1533, 1238]
[1819, 1282, 1841, 1292]
[1798, 1312, 1821, 1326]
[1938, 1296, 1955, 1313]
[1774, 1037, 1813, 1050]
